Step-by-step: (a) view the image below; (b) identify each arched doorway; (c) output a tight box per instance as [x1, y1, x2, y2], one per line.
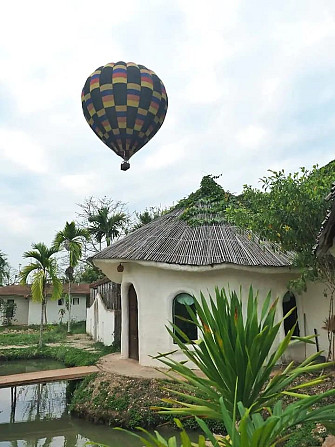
[128, 284, 139, 360]
[283, 291, 300, 336]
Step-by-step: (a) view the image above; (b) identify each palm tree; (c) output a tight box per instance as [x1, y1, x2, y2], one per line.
[20, 243, 62, 348]
[0, 251, 10, 286]
[88, 207, 128, 248]
[53, 221, 89, 332]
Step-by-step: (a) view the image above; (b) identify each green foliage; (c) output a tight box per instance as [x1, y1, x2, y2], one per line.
[0, 329, 64, 345]
[132, 207, 169, 230]
[70, 372, 223, 431]
[53, 221, 89, 268]
[88, 207, 128, 247]
[202, 393, 335, 447]
[20, 242, 63, 347]
[176, 175, 237, 226]
[20, 242, 62, 302]
[154, 286, 332, 420]
[74, 263, 105, 283]
[225, 163, 335, 291]
[115, 418, 209, 447]
[0, 322, 85, 345]
[0, 250, 10, 286]
[0, 342, 117, 366]
[0, 298, 17, 325]
[283, 422, 326, 447]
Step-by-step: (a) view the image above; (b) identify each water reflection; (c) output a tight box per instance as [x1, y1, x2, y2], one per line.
[0, 382, 67, 424]
[0, 360, 187, 447]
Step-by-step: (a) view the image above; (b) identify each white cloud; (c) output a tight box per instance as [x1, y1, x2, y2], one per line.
[143, 140, 187, 171]
[0, 204, 35, 236]
[0, 128, 48, 173]
[236, 125, 267, 149]
[59, 173, 98, 196]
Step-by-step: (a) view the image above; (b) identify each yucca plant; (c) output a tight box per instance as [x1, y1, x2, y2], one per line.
[115, 419, 210, 447]
[116, 388, 335, 447]
[216, 389, 335, 447]
[154, 286, 332, 419]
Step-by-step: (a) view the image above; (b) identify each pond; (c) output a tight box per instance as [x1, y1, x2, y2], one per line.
[0, 359, 188, 447]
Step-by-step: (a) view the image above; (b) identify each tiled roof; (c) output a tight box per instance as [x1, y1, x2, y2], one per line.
[93, 208, 294, 267]
[0, 283, 90, 297]
[315, 183, 335, 256]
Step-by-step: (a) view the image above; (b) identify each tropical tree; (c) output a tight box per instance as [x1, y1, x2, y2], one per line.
[0, 251, 10, 286]
[225, 162, 335, 291]
[74, 263, 105, 283]
[225, 163, 335, 360]
[53, 221, 89, 332]
[76, 196, 129, 253]
[88, 206, 128, 248]
[20, 243, 62, 347]
[132, 207, 167, 231]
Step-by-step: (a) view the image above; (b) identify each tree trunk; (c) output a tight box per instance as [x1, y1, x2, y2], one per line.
[67, 281, 72, 333]
[39, 299, 45, 348]
[44, 298, 48, 325]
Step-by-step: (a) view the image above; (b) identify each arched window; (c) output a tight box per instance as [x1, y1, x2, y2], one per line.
[282, 292, 300, 336]
[172, 293, 197, 343]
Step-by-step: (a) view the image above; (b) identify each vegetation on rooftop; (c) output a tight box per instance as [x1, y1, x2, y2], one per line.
[176, 175, 237, 226]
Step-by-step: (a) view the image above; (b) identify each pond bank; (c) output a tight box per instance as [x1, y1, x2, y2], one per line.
[70, 371, 224, 432]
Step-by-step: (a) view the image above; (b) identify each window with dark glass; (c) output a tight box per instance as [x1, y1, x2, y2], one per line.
[282, 291, 300, 336]
[172, 293, 197, 342]
[58, 299, 64, 306]
[72, 297, 79, 305]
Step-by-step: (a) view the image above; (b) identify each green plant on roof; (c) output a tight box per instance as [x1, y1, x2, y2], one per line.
[176, 175, 237, 226]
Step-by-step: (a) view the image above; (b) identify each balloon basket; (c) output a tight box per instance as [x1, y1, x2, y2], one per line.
[121, 161, 130, 171]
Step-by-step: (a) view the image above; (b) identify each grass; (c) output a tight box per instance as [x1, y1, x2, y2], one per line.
[0, 321, 86, 345]
[0, 343, 118, 366]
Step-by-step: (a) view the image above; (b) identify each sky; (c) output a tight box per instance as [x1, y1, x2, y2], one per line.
[1, 0, 335, 272]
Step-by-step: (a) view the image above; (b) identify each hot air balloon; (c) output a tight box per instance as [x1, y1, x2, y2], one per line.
[81, 61, 168, 171]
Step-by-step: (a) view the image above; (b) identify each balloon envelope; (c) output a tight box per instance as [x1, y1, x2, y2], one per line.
[82, 61, 168, 168]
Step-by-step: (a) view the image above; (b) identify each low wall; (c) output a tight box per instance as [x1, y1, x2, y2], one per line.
[86, 293, 115, 346]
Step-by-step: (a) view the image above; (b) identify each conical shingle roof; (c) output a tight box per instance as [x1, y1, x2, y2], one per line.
[93, 208, 293, 267]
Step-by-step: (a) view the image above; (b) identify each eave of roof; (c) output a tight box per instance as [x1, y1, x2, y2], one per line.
[0, 283, 90, 297]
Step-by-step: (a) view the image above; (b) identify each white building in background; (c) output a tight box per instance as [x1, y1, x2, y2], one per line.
[91, 206, 330, 368]
[0, 284, 89, 326]
[86, 278, 121, 346]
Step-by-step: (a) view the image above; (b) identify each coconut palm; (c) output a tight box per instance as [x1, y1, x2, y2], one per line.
[0, 251, 9, 286]
[20, 243, 62, 348]
[53, 221, 89, 332]
[88, 207, 128, 248]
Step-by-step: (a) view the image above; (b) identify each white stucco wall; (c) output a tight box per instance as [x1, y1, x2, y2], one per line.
[28, 295, 87, 325]
[86, 292, 116, 346]
[96, 259, 318, 367]
[294, 282, 331, 360]
[0, 296, 29, 326]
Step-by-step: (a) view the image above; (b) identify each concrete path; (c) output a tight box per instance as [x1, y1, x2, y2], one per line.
[0, 365, 98, 388]
[97, 352, 205, 380]
[97, 353, 171, 379]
